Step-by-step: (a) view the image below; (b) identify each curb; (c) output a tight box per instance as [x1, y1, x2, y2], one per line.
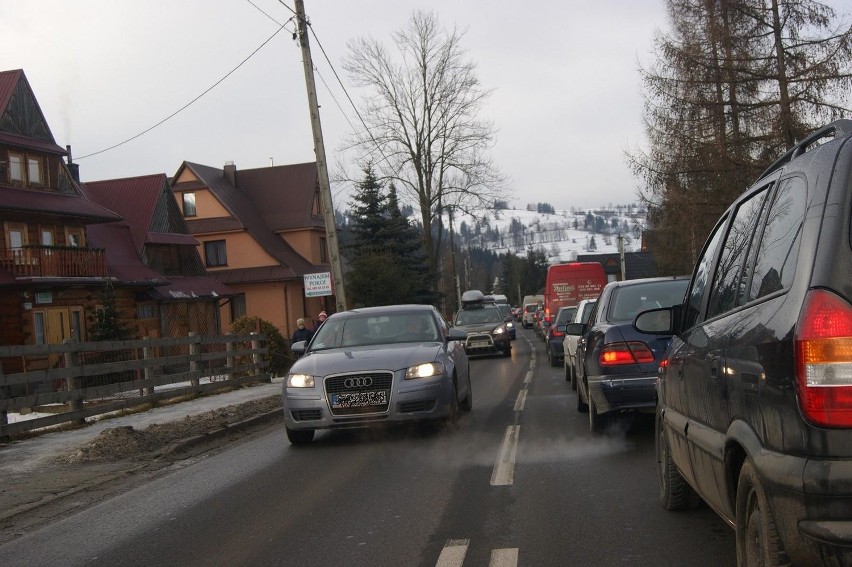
[157, 409, 283, 456]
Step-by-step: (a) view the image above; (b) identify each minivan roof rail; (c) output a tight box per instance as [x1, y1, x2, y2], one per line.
[757, 119, 852, 182]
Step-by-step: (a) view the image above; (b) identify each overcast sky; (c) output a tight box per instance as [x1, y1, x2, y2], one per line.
[0, 0, 670, 210]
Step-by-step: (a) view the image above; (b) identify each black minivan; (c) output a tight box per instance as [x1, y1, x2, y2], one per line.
[635, 120, 852, 566]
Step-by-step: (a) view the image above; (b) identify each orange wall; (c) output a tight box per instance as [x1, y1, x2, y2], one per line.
[203, 232, 277, 270]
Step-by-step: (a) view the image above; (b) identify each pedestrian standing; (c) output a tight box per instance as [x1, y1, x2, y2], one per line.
[313, 310, 328, 333]
[292, 318, 313, 344]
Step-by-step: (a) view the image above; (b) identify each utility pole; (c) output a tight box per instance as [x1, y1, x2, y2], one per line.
[618, 234, 626, 281]
[295, 0, 346, 312]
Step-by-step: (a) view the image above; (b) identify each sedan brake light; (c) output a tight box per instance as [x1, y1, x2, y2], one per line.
[600, 342, 655, 365]
[795, 289, 852, 428]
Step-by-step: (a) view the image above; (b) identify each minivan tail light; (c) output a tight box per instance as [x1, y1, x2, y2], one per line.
[795, 289, 852, 428]
[600, 342, 655, 365]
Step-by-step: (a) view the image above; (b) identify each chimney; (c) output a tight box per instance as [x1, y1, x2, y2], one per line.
[224, 161, 237, 187]
[66, 145, 80, 182]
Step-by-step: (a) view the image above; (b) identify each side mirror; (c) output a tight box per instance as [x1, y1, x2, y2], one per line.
[564, 322, 585, 336]
[634, 307, 674, 334]
[291, 340, 307, 355]
[447, 328, 467, 342]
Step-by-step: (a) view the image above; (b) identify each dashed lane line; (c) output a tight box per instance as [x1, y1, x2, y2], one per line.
[490, 425, 520, 486]
[435, 541, 519, 567]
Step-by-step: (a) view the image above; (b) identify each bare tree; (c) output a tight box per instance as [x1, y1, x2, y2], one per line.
[342, 10, 508, 290]
[628, 0, 851, 274]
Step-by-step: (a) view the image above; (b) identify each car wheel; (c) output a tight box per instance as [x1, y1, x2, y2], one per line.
[446, 380, 460, 425]
[564, 361, 571, 382]
[549, 349, 559, 367]
[657, 411, 699, 510]
[588, 397, 610, 433]
[569, 363, 577, 391]
[286, 427, 315, 445]
[460, 368, 473, 412]
[577, 380, 589, 412]
[503, 346, 512, 357]
[736, 457, 789, 567]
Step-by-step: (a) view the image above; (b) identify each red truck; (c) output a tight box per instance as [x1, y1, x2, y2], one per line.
[541, 262, 606, 337]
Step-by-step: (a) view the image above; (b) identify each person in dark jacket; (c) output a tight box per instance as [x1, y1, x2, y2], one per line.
[292, 318, 313, 344]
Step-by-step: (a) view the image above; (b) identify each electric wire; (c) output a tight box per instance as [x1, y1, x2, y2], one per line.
[76, 20, 292, 160]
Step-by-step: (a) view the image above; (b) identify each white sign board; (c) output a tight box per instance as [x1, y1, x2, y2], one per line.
[304, 272, 333, 297]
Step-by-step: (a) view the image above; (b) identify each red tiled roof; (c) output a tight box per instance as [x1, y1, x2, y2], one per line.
[86, 223, 167, 284]
[175, 161, 323, 278]
[146, 232, 198, 246]
[0, 69, 23, 118]
[81, 175, 166, 253]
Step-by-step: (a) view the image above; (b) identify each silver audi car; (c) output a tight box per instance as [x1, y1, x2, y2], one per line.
[282, 304, 472, 444]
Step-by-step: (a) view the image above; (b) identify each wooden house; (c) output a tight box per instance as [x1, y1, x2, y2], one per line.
[0, 69, 126, 364]
[82, 174, 233, 338]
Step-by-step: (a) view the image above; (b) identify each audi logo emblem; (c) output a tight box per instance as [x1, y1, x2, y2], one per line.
[344, 377, 373, 388]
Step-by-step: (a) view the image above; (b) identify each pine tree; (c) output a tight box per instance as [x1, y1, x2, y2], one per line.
[90, 284, 131, 341]
[345, 167, 436, 307]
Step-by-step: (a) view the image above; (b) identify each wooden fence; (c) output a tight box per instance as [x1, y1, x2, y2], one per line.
[0, 333, 271, 439]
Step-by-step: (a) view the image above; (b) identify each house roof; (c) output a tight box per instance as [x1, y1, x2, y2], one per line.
[86, 223, 168, 285]
[142, 276, 233, 300]
[0, 185, 122, 223]
[174, 161, 322, 278]
[82, 174, 170, 253]
[0, 69, 65, 154]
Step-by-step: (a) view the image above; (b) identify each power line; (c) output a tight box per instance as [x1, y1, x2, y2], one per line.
[77, 20, 292, 161]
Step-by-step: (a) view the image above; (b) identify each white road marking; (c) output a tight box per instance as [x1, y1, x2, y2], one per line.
[491, 425, 520, 486]
[490, 548, 519, 567]
[524, 370, 533, 384]
[435, 539, 470, 567]
[514, 389, 527, 412]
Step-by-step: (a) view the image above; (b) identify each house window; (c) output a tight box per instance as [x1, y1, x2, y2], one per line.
[231, 293, 246, 320]
[65, 227, 84, 247]
[41, 228, 54, 246]
[182, 192, 197, 217]
[9, 152, 24, 183]
[6, 222, 27, 249]
[320, 237, 328, 262]
[138, 303, 156, 319]
[313, 191, 322, 215]
[204, 240, 227, 267]
[33, 312, 46, 345]
[27, 157, 43, 185]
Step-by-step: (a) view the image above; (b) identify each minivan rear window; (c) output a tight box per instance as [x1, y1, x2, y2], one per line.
[748, 177, 806, 301]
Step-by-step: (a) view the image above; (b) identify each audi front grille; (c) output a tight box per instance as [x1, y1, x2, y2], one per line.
[325, 372, 393, 416]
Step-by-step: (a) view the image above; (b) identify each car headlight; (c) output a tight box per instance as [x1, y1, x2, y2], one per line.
[405, 362, 444, 380]
[492, 326, 506, 336]
[287, 373, 316, 388]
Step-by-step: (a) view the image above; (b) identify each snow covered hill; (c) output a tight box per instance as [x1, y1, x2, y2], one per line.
[452, 204, 647, 263]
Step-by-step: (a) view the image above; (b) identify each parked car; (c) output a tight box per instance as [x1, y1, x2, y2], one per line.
[574, 276, 689, 432]
[454, 290, 512, 357]
[561, 298, 597, 389]
[634, 120, 852, 566]
[282, 304, 472, 444]
[546, 305, 577, 367]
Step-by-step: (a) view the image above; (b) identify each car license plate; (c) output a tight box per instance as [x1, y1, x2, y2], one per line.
[331, 390, 388, 408]
[470, 341, 489, 348]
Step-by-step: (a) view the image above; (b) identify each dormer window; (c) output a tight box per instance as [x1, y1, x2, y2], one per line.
[182, 192, 197, 217]
[9, 152, 23, 183]
[27, 157, 43, 185]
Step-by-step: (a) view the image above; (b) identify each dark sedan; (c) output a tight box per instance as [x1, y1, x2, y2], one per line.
[573, 277, 689, 432]
[282, 304, 472, 444]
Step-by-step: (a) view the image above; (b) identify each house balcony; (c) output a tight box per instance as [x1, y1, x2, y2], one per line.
[0, 246, 108, 278]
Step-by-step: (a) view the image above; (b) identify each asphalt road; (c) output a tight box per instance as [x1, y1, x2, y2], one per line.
[0, 329, 736, 566]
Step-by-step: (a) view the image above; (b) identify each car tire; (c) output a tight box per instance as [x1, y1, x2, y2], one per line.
[286, 427, 315, 445]
[549, 349, 559, 367]
[569, 363, 577, 391]
[503, 346, 511, 357]
[564, 361, 571, 382]
[588, 397, 610, 433]
[577, 381, 589, 412]
[657, 412, 699, 510]
[460, 369, 473, 412]
[446, 380, 460, 426]
[736, 457, 789, 567]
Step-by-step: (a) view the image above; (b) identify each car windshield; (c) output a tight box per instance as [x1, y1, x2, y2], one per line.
[455, 305, 504, 325]
[608, 280, 689, 322]
[309, 312, 439, 350]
